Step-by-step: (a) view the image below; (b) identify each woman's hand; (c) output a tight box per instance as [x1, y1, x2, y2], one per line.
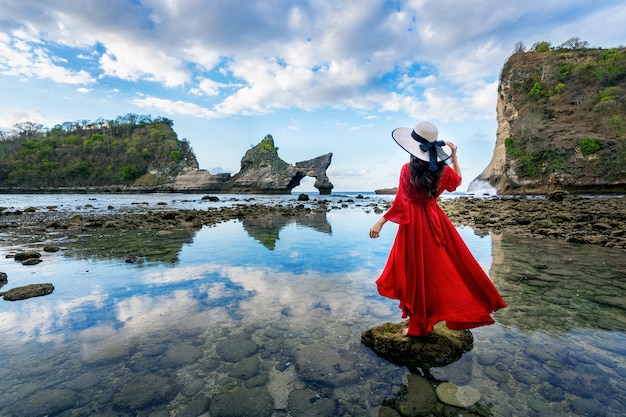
[445, 141, 457, 157]
[369, 218, 387, 238]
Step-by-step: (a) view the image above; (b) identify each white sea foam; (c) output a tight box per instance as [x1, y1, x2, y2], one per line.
[467, 179, 498, 196]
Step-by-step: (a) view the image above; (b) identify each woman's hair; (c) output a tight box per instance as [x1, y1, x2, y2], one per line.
[409, 156, 444, 198]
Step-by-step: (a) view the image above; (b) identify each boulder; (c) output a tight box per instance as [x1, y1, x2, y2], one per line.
[1, 283, 54, 301]
[361, 322, 473, 374]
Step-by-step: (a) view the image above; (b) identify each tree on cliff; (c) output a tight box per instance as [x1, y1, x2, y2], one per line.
[0, 114, 198, 189]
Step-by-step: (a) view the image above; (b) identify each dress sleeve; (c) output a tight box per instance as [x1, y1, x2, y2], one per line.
[439, 165, 462, 193]
[383, 164, 411, 225]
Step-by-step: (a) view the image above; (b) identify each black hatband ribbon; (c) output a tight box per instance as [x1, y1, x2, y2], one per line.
[411, 130, 446, 171]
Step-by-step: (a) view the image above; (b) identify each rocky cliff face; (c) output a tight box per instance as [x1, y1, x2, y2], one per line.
[471, 47, 626, 194]
[172, 135, 334, 194]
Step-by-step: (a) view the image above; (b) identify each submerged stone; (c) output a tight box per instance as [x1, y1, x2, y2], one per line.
[210, 387, 274, 417]
[435, 382, 481, 408]
[395, 374, 438, 416]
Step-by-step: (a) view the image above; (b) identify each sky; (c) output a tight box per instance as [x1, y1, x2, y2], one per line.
[1, 1, 625, 192]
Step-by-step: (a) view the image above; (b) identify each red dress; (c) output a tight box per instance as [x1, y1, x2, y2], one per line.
[376, 163, 506, 336]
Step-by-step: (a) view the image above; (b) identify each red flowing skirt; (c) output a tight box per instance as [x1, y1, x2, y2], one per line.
[376, 201, 507, 336]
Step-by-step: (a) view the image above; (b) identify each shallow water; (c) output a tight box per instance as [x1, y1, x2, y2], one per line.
[0, 194, 624, 416]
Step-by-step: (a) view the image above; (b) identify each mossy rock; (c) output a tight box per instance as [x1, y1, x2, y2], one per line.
[361, 322, 473, 373]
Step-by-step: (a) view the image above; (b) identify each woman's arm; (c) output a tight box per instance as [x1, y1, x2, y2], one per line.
[369, 217, 388, 238]
[446, 141, 462, 180]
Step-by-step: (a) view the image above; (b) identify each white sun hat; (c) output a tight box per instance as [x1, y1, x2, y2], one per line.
[391, 121, 452, 171]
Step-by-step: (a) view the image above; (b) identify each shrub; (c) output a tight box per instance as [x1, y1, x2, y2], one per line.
[532, 41, 552, 52]
[579, 137, 601, 156]
[551, 83, 566, 95]
[530, 82, 548, 99]
[610, 115, 625, 137]
[504, 137, 523, 158]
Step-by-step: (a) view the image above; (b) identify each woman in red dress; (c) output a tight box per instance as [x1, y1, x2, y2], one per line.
[369, 122, 506, 337]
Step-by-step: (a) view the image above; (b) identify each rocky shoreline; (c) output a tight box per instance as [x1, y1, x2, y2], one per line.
[1, 193, 625, 250]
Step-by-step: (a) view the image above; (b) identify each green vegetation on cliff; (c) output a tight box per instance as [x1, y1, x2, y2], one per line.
[0, 114, 198, 190]
[241, 134, 290, 174]
[499, 40, 626, 189]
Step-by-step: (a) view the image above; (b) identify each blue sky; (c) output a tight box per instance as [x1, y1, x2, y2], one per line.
[1, 1, 625, 192]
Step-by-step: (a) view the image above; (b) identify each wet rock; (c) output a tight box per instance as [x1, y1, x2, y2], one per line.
[295, 343, 361, 387]
[538, 383, 566, 402]
[435, 382, 481, 408]
[180, 378, 205, 397]
[12, 388, 78, 417]
[112, 374, 178, 410]
[160, 343, 203, 368]
[297, 193, 310, 201]
[229, 356, 260, 380]
[216, 333, 259, 362]
[549, 368, 608, 398]
[176, 395, 211, 417]
[210, 387, 274, 417]
[395, 374, 438, 416]
[287, 388, 337, 417]
[21, 257, 42, 265]
[13, 251, 41, 261]
[361, 322, 473, 373]
[43, 244, 61, 252]
[1, 283, 54, 301]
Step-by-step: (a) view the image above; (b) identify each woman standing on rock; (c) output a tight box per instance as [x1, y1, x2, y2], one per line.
[369, 122, 506, 336]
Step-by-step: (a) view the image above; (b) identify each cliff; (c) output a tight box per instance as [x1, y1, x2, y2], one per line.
[172, 135, 334, 194]
[0, 116, 334, 194]
[471, 47, 626, 194]
[0, 115, 198, 191]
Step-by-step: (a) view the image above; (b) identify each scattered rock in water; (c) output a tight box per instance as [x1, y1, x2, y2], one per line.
[395, 374, 438, 416]
[12, 388, 78, 417]
[229, 356, 260, 380]
[1, 283, 54, 301]
[297, 193, 310, 201]
[112, 374, 179, 410]
[209, 387, 274, 417]
[160, 343, 203, 368]
[13, 251, 41, 262]
[287, 388, 337, 417]
[43, 244, 60, 252]
[216, 333, 259, 362]
[435, 382, 481, 408]
[21, 257, 42, 265]
[201, 195, 220, 202]
[361, 321, 473, 374]
[295, 343, 361, 387]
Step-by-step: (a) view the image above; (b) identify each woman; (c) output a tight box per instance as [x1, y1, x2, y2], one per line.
[370, 121, 506, 336]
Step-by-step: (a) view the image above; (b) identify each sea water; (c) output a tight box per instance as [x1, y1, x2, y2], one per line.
[0, 193, 624, 416]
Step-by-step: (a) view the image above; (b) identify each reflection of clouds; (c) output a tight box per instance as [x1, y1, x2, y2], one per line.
[0, 293, 109, 345]
[140, 264, 222, 284]
[215, 264, 386, 331]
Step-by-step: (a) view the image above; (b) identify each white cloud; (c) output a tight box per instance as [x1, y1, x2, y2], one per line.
[0, 109, 47, 132]
[131, 95, 217, 118]
[0, 30, 95, 85]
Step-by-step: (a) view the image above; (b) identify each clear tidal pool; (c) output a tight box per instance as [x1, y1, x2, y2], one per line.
[0, 194, 624, 416]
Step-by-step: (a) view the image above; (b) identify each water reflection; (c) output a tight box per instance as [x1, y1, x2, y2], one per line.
[0, 208, 624, 416]
[241, 210, 331, 250]
[490, 233, 626, 333]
